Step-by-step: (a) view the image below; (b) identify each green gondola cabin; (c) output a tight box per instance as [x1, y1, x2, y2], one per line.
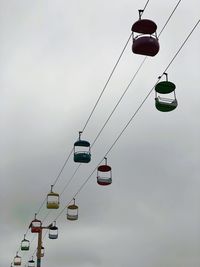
[155, 73, 178, 112]
[21, 235, 30, 251]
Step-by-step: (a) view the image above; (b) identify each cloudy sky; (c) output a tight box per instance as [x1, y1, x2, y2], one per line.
[1, 0, 200, 266]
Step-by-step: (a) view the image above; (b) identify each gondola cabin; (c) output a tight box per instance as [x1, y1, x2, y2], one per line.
[131, 10, 159, 56]
[30, 215, 42, 233]
[155, 73, 178, 112]
[41, 246, 45, 257]
[49, 222, 58, 239]
[28, 258, 35, 267]
[46, 185, 60, 209]
[21, 235, 30, 251]
[74, 131, 91, 163]
[97, 158, 112, 186]
[67, 199, 78, 221]
[14, 254, 21, 266]
[37, 246, 45, 258]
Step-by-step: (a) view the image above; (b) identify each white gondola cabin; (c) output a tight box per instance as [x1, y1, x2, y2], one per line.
[131, 9, 159, 56]
[41, 246, 45, 257]
[97, 157, 112, 186]
[49, 221, 58, 239]
[21, 235, 30, 251]
[28, 257, 35, 267]
[67, 199, 78, 221]
[46, 185, 60, 209]
[14, 253, 21, 266]
[74, 131, 91, 163]
[37, 246, 45, 258]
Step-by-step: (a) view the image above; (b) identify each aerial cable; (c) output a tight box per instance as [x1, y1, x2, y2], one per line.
[143, 0, 150, 12]
[158, 0, 182, 37]
[51, 18, 200, 223]
[81, 34, 132, 132]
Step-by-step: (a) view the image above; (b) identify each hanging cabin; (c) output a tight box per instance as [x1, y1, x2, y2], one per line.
[97, 157, 112, 186]
[155, 73, 178, 112]
[74, 131, 91, 163]
[67, 199, 79, 221]
[13, 253, 21, 266]
[29, 214, 42, 233]
[49, 222, 58, 239]
[46, 185, 60, 209]
[28, 258, 35, 267]
[131, 9, 159, 56]
[21, 235, 30, 251]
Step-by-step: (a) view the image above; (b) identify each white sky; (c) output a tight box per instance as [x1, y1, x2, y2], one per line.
[1, 1, 200, 267]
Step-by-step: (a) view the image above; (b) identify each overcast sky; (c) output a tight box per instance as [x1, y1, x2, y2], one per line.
[1, 1, 200, 267]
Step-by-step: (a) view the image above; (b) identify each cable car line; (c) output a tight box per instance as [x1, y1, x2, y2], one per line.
[81, 34, 132, 133]
[9, 0, 186, 262]
[143, 0, 150, 12]
[49, 18, 200, 224]
[13, 1, 184, 259]
[158, 0, 182, 37]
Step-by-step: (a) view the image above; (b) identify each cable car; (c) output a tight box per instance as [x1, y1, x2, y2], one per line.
[155, 73, 178, 112]
[37, 245, 45, 258]
[67, 198, 78, 221]
[131, 9, 159, 56]
[46, 185, 60, 209]
[28, 257, 35, 267]
[97, 157, 112, 186]
[21, 235, 30, 251]
[29, 214, 42, 233]
[49, 221, 58, 239]
[74, 131, 91, 163]
[14, 253, 21, 266]
[41, 246, 45, 257]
